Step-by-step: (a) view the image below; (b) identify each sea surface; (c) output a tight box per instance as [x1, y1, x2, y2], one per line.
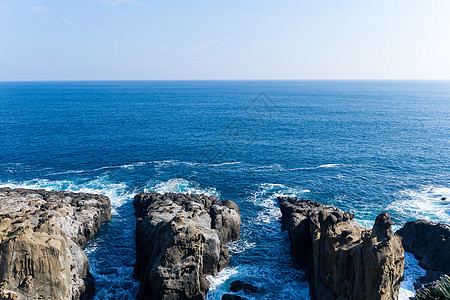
[0, 80, 449, 299]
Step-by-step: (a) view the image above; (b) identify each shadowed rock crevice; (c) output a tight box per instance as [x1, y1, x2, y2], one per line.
[133, 193, 241, 300]
[0, 187, 111, 300]
[397, 219, 450, 289]
[279, 197, 404, 300]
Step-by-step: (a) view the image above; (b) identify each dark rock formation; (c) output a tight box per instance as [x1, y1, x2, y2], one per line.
[221, 294, 244, 300]
[0, 187, 111, 300]
[229, 281, 258, 294]
[396, 219, 450, 287]
[133, 193, 241, 300]
[279, 197, 405, 300]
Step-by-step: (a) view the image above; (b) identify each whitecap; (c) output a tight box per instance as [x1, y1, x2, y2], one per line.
[206, 267, 238, 291]
[46, 169, 87, 176]
[250, 183, 310, 224]
[388, 185, 450, 224]
[286, 163, 341, 171]
[317, 163, 341, 168]
[209, 161, 241, 167]
[145, 178, 220, 198]
[227, 239, 256, 254]
[0, 176, 135, 211]
[399, 252, 426, 299]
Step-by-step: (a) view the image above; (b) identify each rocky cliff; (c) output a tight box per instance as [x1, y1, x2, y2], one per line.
[133, 193, 241, 300]
[279, 197, 404, 300]
[0, 187, 111, 300]
[397, 219, 450, 286]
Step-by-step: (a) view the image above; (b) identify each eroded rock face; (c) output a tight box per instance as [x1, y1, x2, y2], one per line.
[279, 197, 404, 300]
[0, 187, 111, 300]
[133, 193, 241, 300]
[396, 219, 450, 286]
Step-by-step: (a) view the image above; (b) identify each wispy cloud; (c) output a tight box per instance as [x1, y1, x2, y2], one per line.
[177, 38, 229, 58]
[30, 6, 48, 13]
[101, 0, 148, 7]
[161, 45, 168, 53]
[60, 15, 72, 25]
[96, 29, 112, 39]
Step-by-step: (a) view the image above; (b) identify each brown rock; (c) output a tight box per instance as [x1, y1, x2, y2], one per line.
[133, 193, 241, 300]
[279, 197, 404, 300]
[0, 188, 111, 300]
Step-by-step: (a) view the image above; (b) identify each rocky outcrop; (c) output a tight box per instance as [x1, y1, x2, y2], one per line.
[0, 187, 111, 300]
[279, 197, 405, 300]
[396, 219, 450, 287]
[133, 193, 241, 300]
[221, 294, 244, 300]
[229, 280, 258, 294]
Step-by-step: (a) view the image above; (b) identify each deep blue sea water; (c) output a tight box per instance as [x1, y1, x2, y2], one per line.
[0, 80, 449, 299]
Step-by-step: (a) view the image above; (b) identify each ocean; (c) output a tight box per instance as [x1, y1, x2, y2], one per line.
[0, 80, 449, 299]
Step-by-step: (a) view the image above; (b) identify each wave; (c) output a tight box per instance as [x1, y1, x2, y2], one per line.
[145, 178, 220, 198]
[206, 267, 239, 292]
[388, 185, 450, 224]
[0, 176, 135, 214]
[286, 163, 341, 171]
[250, 183, 310, 224]
[206, 265, 309, 300]
[399, 252, 426, 300]
[45, 160, 242, 176]
[227, 239, 256, 254]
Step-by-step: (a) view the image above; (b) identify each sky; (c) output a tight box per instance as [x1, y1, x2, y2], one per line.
[1, 0, 450, 80]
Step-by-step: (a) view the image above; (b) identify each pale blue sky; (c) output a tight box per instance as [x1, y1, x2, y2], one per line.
[1, 0, 450, 80]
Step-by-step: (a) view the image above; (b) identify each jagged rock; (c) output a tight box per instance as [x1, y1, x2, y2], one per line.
[0, 187, 111, 300]
[229, 281, 258, 293]
[221, 294, 244, 300]
[279, 197, 404, 300]
[133, 193, 241, 300]
[396, 219, 450, 287]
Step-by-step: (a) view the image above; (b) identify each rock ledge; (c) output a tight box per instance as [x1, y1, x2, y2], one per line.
[279, 197, 404, 300]
[397, 219, 450, 287]
[0, 187, 111, 300]
[134, 192, 241, 300]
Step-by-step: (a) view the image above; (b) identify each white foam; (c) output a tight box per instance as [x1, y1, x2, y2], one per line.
[227, 239, 256, 254]
[398, 252, 426, 299]
[388, 186, 450, 224]
[286, 163, 341, 171]
[209, 162, 241, 167]
[145, 178, 220, 198]
[0, 176, 134, 211]
[398, 288, 415, 300]
[206, 267, 238, 291]
[317, 163, 341, 168]
[250, 183, 310, 224]
[253, 164, 285, 172]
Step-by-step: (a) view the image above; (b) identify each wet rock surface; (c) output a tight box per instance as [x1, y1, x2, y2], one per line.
[133, 193, 241, 300]
[279, 197, 405, 300]
[0, 187, 111, 300]
[221, 294, 244, 300]
[396, 219, 450, 288]
[229, 280, 258, 294]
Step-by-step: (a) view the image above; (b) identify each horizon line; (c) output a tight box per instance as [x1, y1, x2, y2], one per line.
[2, 78, 450, 83]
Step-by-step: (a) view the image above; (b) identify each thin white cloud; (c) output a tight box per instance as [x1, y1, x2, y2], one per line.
[101, 0, 148, 7]
[96, 29, 112, 39]
[60, 15, 72, 25]
[30, 6, 48, 13]
[161, 45, 168, 53]
[177, 38, 230, 58]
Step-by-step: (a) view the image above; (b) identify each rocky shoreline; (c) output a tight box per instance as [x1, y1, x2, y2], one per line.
[0, 187, 111, 300]
[133, 193, 241, 300]
[1, 187, 449, 300]
[397, 219, 450, 289]
[279, 197, 405, 300]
